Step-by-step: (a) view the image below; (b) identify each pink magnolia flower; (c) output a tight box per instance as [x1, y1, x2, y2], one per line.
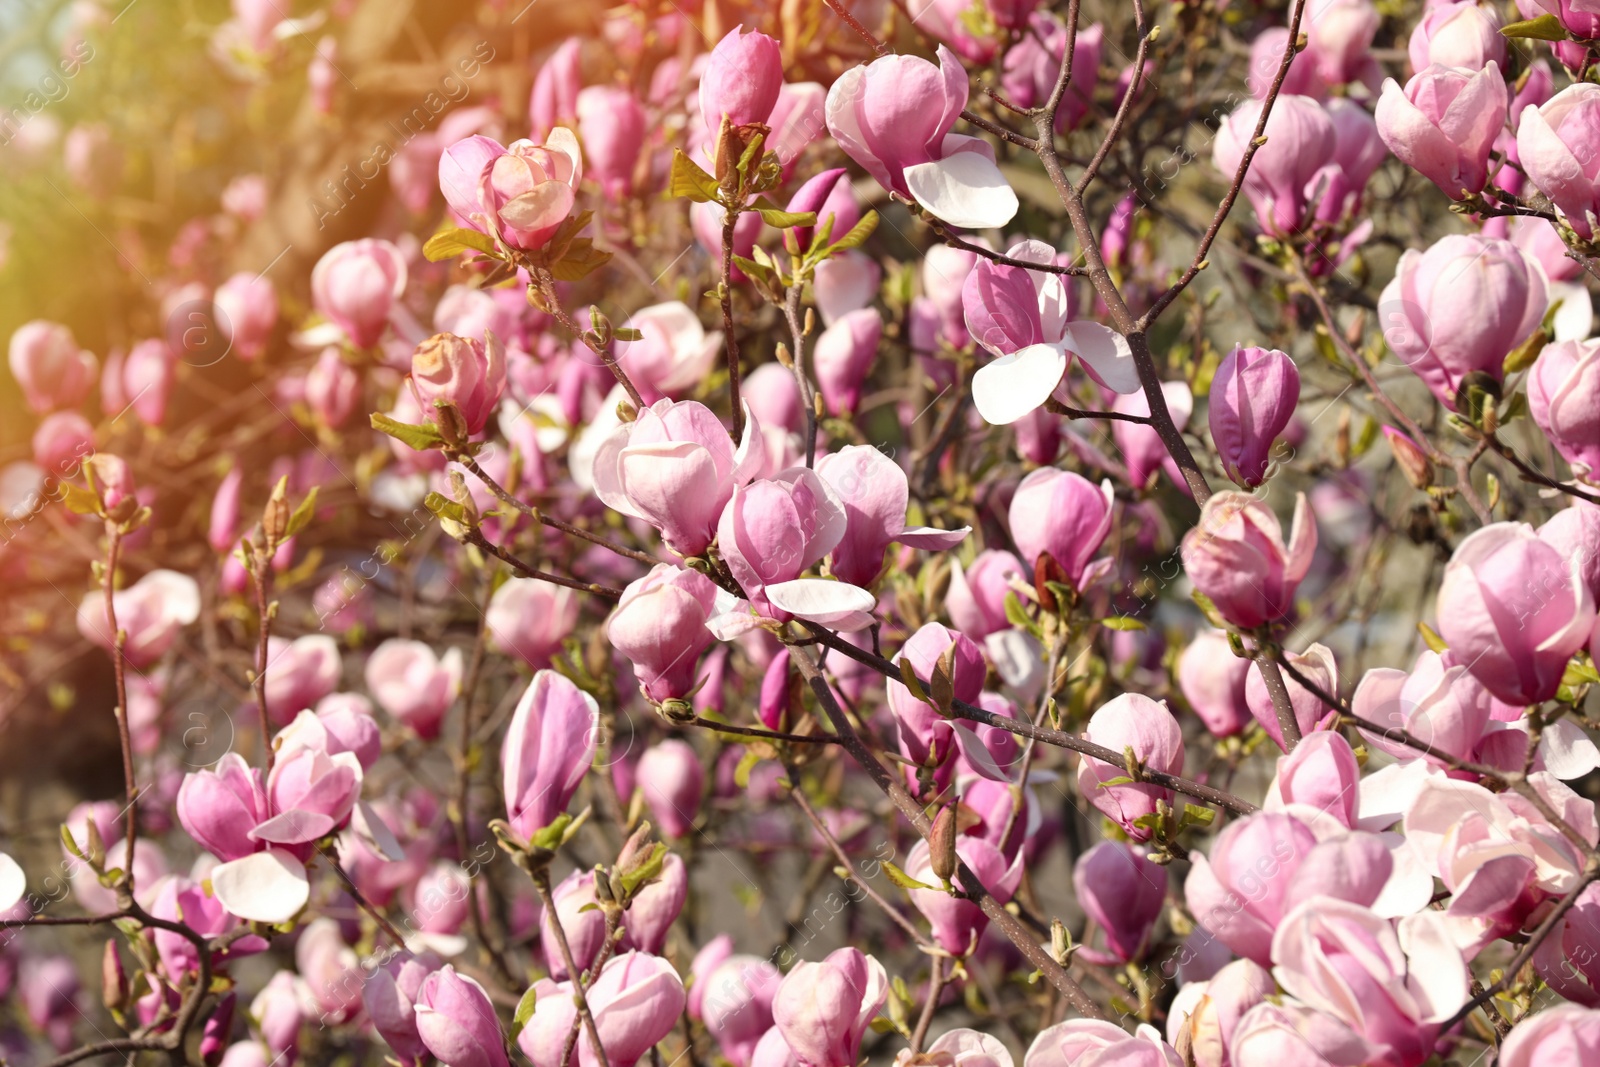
[520, 952, 686, 1067]
[1498, 1004, 1600, 1067]
[77, 569, 201, 669]
[9, 320, 96, 413]
[771, 948, 887, 1067]
[576, 85, 645, 199]
[1351, 649, 1495, 769]
[253, 740, 363, 856]
[1534, 881, 1600, 1005]
[824, 46, 1018, 230]
[1076, 694, 1183, 841]
[1228, 1001, 1383, 1067]
[767, 81, 828, 175]
[1272, 900, 1468, 1067]
[1408, 3, 1504, 71]
[886, 622, 996, 787]
[1245, 642, 1339, 752]
[119, 339, 176, 427]
[1180, 491, 1316, 630]
[487, 576, 580, 668]
[1024, 1019, 1181, 1067]
[305, 347, 362, 429]
[1209, 346, 1300, 487]
[812, 308, 880, 417]
[699, 955, 782, 1067]
[816, 445, 969, 587]
[540, 869, 607, 979]
[364, 639, 464, 740]
[1270, 730, 1362, 829]
[1074, 841, 1166, 963]
[414, 966, 509, 1067]
[177, 753, 268, 863]
[615, 303, 722, 403]
[904, 834, 1023, 954]
[32, 411, 93, 474]
[1435, 521, 1595, 705]
[1007, 468, 1115, 588]
[1375, 63, 1506, 201]
[594, 398, 762, 557]
[1213, 95, 1338, 237]
[607, 564, 719, 703]
[961, 239, 1139, 424]
[1177, 629, 1253, 737]
[906, 1029, 1013, 1067]
[410, 331, 507, 437]
[1000, 15, 1102, 130]
[946, 549, 1026, 639]
[261, 635, 341, 727]
[310, 239, 407, 349]
[212, 272, 278, 361]
[502, 670, 597, 841]
[438, 131, 583, 252]
[638, 739, 704, 838]
[364, 952, 443, 1066]
[296, 917, 362, 1023]
[1176, 959, 1275, 1067]
[1304, 0, 1380, 86]
[249, 972, 305, 1063]
[298, 698, 382, 770]
[529, 38, 582, 139]
[1184, 811, 1321, 964]
[1518, 83, 1600, 238]
[1530, 338, 1600, 481]
[784, 168, 861, 256]
[699, 28, 783, 133]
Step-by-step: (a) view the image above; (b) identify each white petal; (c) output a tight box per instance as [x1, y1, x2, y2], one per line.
[903, 155, 1019, 231]
[705, 608, 764, 641]
[1538, 719, 1600, 779]
[897, 525, 971, 550]
[971, 344, 1068, 425]
[1062, 322, 1140, 394]
[1355, 759, 1446, 832]
[1549, 279, 1594, 344]
[1369, 831, 1434, 918]
[406, 932, 468, 958]
[0, 852, 25, 912]
[353, 800, 406, 861]
[985, 627, 1045, 705]
[765, 579, 877, 630]
[210, 849, 310, 924]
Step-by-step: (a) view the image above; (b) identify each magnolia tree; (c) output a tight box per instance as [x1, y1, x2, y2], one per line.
[9, 0, 1600, 1064]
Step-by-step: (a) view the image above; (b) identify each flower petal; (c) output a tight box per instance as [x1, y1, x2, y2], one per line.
[210, 849, 310, 924]
[1063, 322, 1140, 394]
[971, 343, 1068, 425]
[764, 579, 877, 630]
[903, 154, 1019, 230]
[0, 853, 24, 912]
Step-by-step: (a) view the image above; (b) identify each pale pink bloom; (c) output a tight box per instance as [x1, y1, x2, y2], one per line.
[305, 346, 362, 429]
[1498, 1004, 1600, 1067]
[1007, 468, 1115, 587]
[1245, 642, 1338, 752]
[816, 445, 969, 587]
[1024, 1019, 1181, 1067]
[607, 564, 719, 702]
[529, 38, 582, 139]
[1076, 694, 1183, 841]
[614, 303, 723, 402]
[487, 577, 580, 669]
[1375, 63, 1506, 200]
[364, 639, 464, 740]
[638, 739, 704, 838]
[311, 239, 407, 348]
[213, 272, 278, 361]
[1408, 2, 1504, 71]
[519, 952, 685, 1067]
[8, 320, 95, 413]
[1177, 630, 1253, 737]
[414, 966, 509, 1067]
[771, 948, 887, 1067]
[1518, 83, 1600, 238]
[438, 131, 583, 252]
[1530, 338, 1600, 481]
[1180, 491, 1316, 630]
[77, 569, 200, 669]
[262, 634, 342, 727]
[946, 549, 1026, 639]
[1213, 95, 1338, 236]
[410, 331, 507, 437]
[576, 85, 645, 198]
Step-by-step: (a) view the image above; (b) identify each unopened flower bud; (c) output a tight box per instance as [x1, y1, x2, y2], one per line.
[101, 939, 128, 1015]
[929, 803, 958, 883]
[1382, 426, 1434, 489]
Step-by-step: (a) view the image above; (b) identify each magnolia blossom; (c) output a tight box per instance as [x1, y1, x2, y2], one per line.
[1076, 694, 1183, 841]
[519, 952, 685, 1067]
[1213, 95, 1338, 237]
[614, 303, 723, 402]
[438, 131, 582, 251]
[502, 670, 598, 840]
[815, 445, 969, 587]
[1181, 492, 1316, 630]
[1530, 339, 1600, 481]
[76, 570, 200, 669]
[961, 239, 1138, 424]
[825, 46, 1018, 230]
[310, 239, 407, 349]
[607, 564, 719, 702]
[364, 639, 465, 740]
[1209, 346, 1300, 487]
[1375, 63, 1507, 200]
[1008, 468, 1115, 587]
[771, 948, 887, 1067]
[10, 320, 96, 413]
[1518, 83, 1600, 238]
[1024, 1020, 1181, 1067]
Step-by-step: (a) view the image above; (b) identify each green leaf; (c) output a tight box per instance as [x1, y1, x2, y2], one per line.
[1564, 657, 1600, 687]
[732, 254, 777, 283]
[1183, 804, 1217, 826]
[734, 748, 763, 789]
[1417, 621, 1449, 655]
[509, 986, 538, 1041]
[1501, 14, 1569, 41]
[881, 860, 936, 892]
[752, 198, 815, 229]
[423, 491, 468, 525]
[284, 487, 319, 540]
[1504, 328, 1549, 376]
[1096, 776, 1137, 788]
[827, 209, 879, 253]
[613, 328, 644, 342]
[897, 659, 930, 704]
[422, 226, 500, 262]
[550, 240, 613, 282]
[59, 480, 101, 516]
[619, 842, 668, 896]
[528, 813, 573, 852]
[1098, 616, 1146, 631]
[1191, 588, 1227, 630]
[371, 412, 446, 452]
[669, 149, 720, 203]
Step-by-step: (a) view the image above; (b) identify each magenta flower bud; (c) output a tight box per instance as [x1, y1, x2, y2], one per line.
[946, 549, 1026, 639]
[530, 38, 582, 139]
[364, 952, 443, 1066]
[1008, 468, 1115, 587]
[594, 398, 763, 557]
[1519, 83, 1600, 237]
[1213, 95, 1337, 236]
[365, 639, 463, 740]
[1350, 649, 1494, 770]
[32, 411, 93, 474]
[607, 564, 720, 703]
[1375, 63, 1506, 200]
[812, 307, 880, 417]
[77, 569, 200, 669]
[577, 85, 645, 199]
[1409, 3, 1504, 71]
[784, 168, 860, 254]
[1436, 521, 1595, 705]
[1245, 642, 1338, 752]
[904, 834, 1022, 954]
[1530, 338, 1600, 481]
[1181, 491, 1316, 630]
[176, 754, 267, 862]
[1012, 406, 1062, 466]
[261, 634, 341, 727]
[1177, 630, 1252, 737]
[410, 332, 507, 438]
[700, 27, 783, 133]
[305, 347, 361, 429]
[1209, 346, 1300, 488]
[9, 320, 95, 413]
[121, 338, 175, 427]
[1184, 811, 1320, 965]
[772, 948, 887, 1067]
[503, 670, 598, 840]
[521, 952, 686, 1067]
[200, 992, 234, 1067]
[825, 47, 1017, 230]
[817, 444, 969, 588]
[1026, 1020, 1183, 1067]
[414, 966, 510, 1067]
[255, 741, 362, 856]
[886, 622, 987, 785]
[624, 852, 687, 955]
[700, 954, 782, 1067]
[212, 271, 278, 362]
[486, 577, 579, 669]
[1322, 98, 1386, 222]
[440, 131, 583, 252]
[638, 739, 704, 838]
[1076, 694, 1184, 841]
[310, 239, 406, 349]
[251, 971, 306, 1063]
[1499, 1005, 1600, 1067]
[1073, 841, 1165, 963]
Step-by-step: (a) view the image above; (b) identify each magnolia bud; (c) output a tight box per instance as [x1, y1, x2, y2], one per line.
[101, 939, 128, 1015]
[929, 803, 958, 882]
[262, 475, 290, 547]
[1382, 426, 1434, 489]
